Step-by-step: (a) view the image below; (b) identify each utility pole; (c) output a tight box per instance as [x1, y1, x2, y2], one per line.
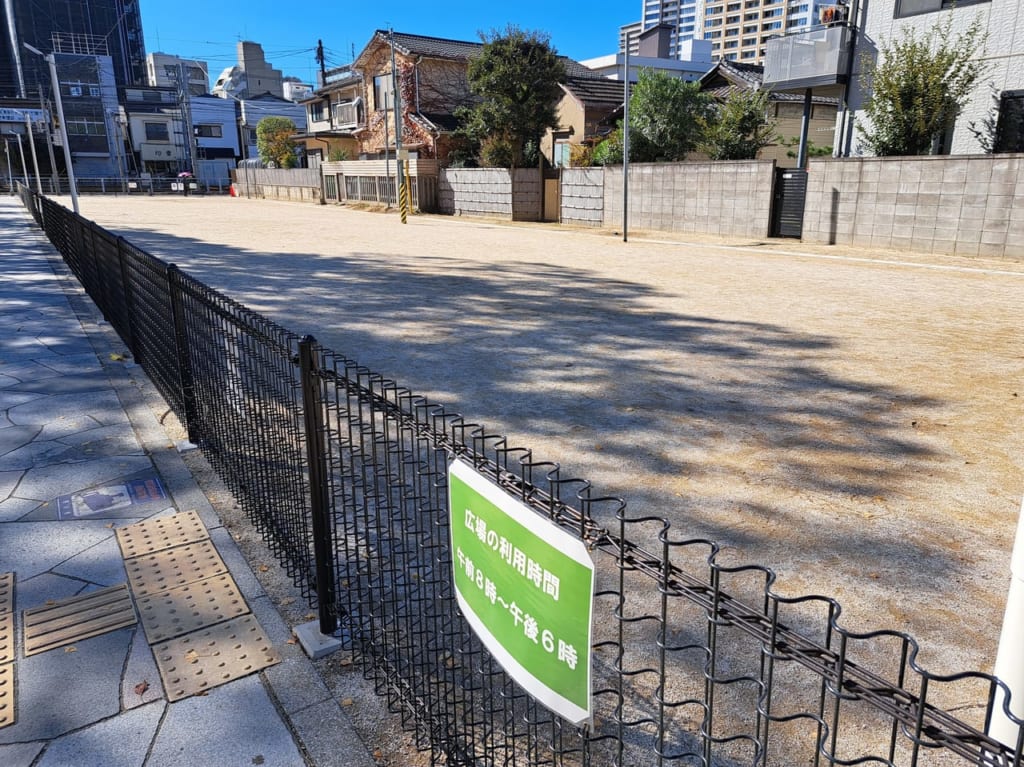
[23, 113, 42, 193]
[8, 131, 26, 186]
[389, 29, 405, 220]
[622, 43, 631, 243]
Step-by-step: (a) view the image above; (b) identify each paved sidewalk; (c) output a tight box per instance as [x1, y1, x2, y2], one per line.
[0, 197, 375, 767]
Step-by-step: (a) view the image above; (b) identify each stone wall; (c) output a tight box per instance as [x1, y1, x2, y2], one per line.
[802, 155, 1024, 258]
[560, 168, 605, 226]
[603, 161, 775, 237]
[438, 168, 542, 221]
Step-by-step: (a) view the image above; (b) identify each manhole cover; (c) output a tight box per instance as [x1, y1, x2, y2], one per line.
[22, 584, 136, 656]
[152, 614, 280, 702]
[0, 572, 12, 665]
[136, 573, 250, 644]
[125, 540, 227, 598]
[0, 662, 13, 729]
[116, 510, 209, 559]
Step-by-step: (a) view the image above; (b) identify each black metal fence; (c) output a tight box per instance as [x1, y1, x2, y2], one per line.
[16, 186, 1023, 766]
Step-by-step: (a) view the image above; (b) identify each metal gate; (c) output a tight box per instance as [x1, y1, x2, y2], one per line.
[770, 167, 808, 238]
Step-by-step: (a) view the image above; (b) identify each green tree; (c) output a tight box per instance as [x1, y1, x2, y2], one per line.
[629, 69, 713, 161]
[256, 116, 298, 168]
[701, 89, 779, 160]
[459, 26, 566, 168]
[857, 14, 988, 156]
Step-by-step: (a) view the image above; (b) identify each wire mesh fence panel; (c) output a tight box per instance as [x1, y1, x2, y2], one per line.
[171, 269, 315, 597]
[17, 190, 1023, 767]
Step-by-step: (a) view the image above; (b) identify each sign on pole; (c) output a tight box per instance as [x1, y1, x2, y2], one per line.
[448, 459, 594, 726]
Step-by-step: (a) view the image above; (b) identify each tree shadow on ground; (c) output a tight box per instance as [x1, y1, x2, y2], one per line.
[100, 225, 962, 609]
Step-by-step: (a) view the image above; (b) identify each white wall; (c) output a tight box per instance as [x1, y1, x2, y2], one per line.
[848, 0, 1024, 155]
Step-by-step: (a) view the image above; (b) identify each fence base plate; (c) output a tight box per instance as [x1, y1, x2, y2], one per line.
[294, 620, 344, 660]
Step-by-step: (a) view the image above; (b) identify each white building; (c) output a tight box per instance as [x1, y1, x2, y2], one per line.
[626, 0, 832, 64]
[584, 27, 714, 81]
[846, 0, 1024, 155]
[147, 53, 210, 95]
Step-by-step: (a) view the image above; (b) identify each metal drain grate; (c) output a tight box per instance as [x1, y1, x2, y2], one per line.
[0, 572, 13, 665]
[136, 573, 250, 644]
[116, 510, 209, 559]
[124, 540, 227, 598]
[0, 662, 12, 729]
[152, 614, 280, 702]
[22, 584, 137, 656]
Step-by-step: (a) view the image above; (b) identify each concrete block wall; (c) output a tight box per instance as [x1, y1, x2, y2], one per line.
[603, 161, 775, 237]
[560, 168, 605, 226]
[439, 168, 542, 220]
[802, 155, 1024, 258]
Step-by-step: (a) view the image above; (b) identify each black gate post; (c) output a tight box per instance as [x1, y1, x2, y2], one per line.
[167, 264, 200, 444]
[115, 236, 139, 364]
[298, 335, 339, 635]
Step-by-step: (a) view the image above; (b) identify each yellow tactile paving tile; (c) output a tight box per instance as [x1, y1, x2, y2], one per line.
[22, 584, 137, 657]
[116, 510, 209, 559]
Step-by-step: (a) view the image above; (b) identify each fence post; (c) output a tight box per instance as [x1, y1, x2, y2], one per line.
[115, 236, 139, 364]
[298, 335, 339, 636]
[167, 264, 200, 444]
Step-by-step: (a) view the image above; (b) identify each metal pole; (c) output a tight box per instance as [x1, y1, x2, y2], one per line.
[622, 44, 631, 243]
[4, 138, 12, 193]
[10, 132, 27, 186]
[797, 88, 813, 169]
[298, 335, 339, 636]
[42, 93, 59, 193]
[24, 114, 42, 194]
[25, 44, 79, 214]
[389, 29, 405, 215]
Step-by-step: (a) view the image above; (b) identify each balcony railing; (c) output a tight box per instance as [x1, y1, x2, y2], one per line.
[762, 23, 852, 90]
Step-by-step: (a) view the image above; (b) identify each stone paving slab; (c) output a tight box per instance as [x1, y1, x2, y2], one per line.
[34, 701, 164, 767]
[0, 742, 44, 767]
[0, 521, 117, 581]
[0, 628, 131, 744]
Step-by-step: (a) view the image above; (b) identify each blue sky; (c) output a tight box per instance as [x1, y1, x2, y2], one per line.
[138, 0, 636, 85]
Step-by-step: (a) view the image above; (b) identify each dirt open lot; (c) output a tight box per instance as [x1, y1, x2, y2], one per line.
[78, 194, 1023, 683]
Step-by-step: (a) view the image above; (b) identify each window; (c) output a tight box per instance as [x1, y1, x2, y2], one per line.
[69, 85, 82, 97]
[144, 121, 169, 141]
[89, 86, 100, 97]
[373, 74, 394, 110]
[895, 0, 989, 17]
[194, 124, 222, 138]
[65, 119, 105, 135]
[994, 91, 1024, 153]
[741, 50, 757, 58]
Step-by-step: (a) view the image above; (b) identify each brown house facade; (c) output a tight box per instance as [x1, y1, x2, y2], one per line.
[352, 31, 480, 162]
[542, 78, 626, 167]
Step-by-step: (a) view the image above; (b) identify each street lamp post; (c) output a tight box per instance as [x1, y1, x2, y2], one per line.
[23, 43, 79, 214]
[21, 113, 43, 194]
[4, 138, 13, 193]
[8, 131, 27, 186]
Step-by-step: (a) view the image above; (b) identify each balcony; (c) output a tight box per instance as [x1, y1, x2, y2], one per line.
[762, 24, 852, 91]
[332, 100, 360, 130]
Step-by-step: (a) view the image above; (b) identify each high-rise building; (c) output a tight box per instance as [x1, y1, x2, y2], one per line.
[1, 0, 146, 99]
[625, 0, 829, 64]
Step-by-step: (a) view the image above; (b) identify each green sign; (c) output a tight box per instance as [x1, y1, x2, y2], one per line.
[448, 459, 594, 725]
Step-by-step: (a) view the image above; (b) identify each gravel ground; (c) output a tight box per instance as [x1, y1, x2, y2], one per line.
[74, 194, 1023, 760]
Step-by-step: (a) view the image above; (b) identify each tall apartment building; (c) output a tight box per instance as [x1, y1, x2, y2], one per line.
[626, 0, 828, 64]
[1, 0, 146, 98]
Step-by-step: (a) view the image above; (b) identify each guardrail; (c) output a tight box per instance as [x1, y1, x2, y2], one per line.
[16, 185, 1023, 766]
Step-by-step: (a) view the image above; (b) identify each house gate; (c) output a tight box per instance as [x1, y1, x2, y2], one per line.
[770, 167, 808, 238]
